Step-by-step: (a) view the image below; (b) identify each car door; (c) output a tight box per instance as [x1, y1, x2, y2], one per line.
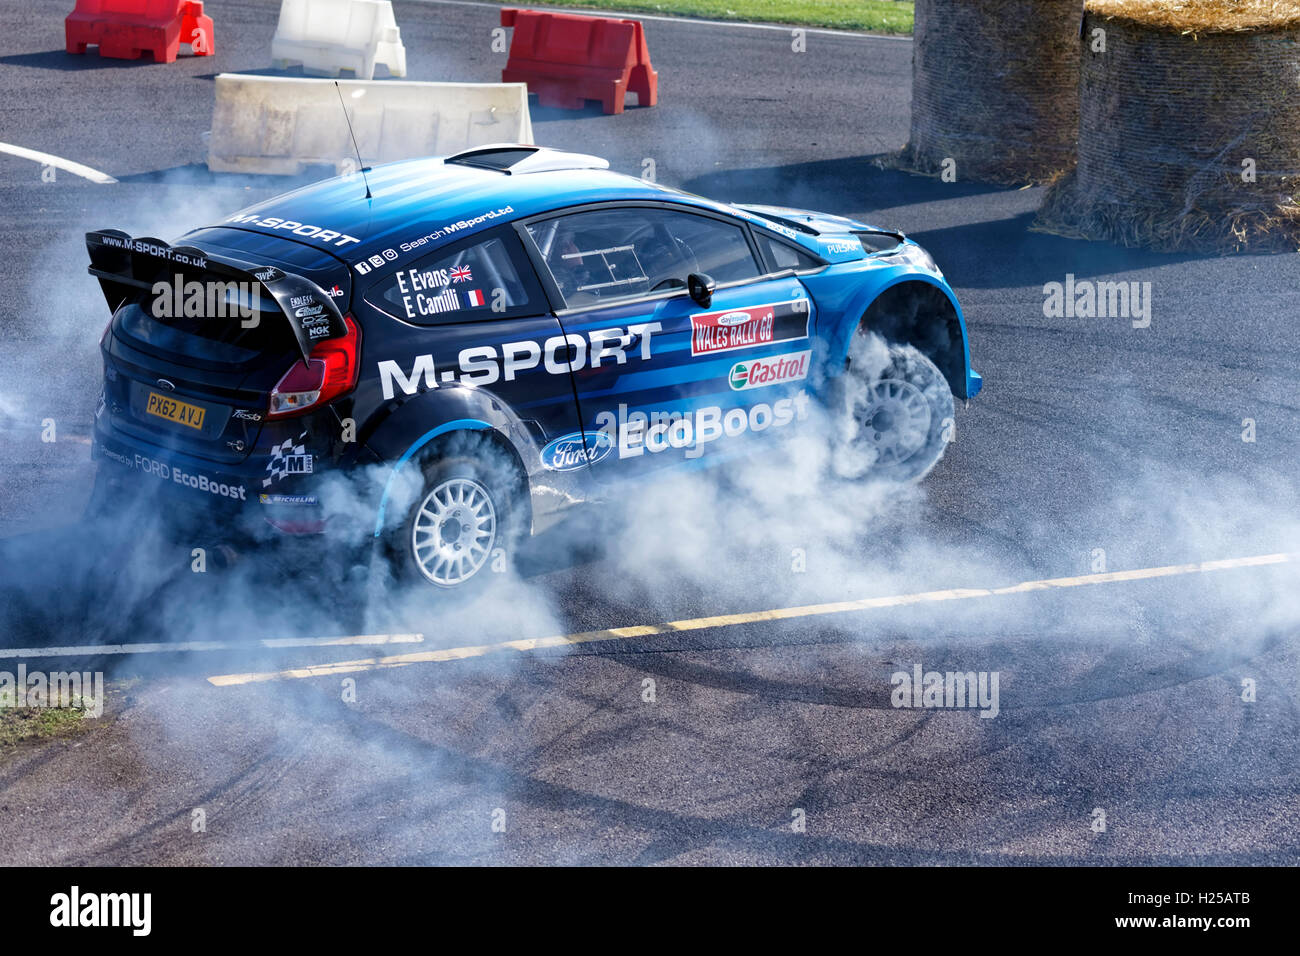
[519, 203, 818, 482]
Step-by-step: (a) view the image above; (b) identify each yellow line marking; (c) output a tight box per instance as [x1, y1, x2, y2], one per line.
[206, 553, 1296, 687]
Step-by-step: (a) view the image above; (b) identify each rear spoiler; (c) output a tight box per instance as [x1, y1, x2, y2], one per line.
[85, 229, 346, 364]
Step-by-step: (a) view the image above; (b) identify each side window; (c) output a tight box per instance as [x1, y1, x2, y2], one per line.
[365, 229, 541, 324]
[526, 207, 761, 309]
[753, 232, 825, 273]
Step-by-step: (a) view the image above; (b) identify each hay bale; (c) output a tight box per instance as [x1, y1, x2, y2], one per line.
[1036, 0, 1300, 252]
[898, 0, 1081, 184]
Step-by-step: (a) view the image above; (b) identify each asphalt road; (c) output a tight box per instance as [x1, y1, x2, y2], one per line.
[0, 0, 1298, 865]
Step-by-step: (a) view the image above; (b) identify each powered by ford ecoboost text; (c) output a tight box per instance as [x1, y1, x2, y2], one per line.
[86, 145, 982, 592]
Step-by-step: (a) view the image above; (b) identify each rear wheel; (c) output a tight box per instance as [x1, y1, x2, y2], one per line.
[389, 441, 525, 595]
[833, 335, 955, 483]
[410, 475, 498, 587]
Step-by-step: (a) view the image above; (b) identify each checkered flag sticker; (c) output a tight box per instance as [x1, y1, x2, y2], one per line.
[263, 430, 312, 487]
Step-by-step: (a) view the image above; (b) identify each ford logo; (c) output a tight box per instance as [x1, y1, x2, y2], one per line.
[156, 378, 176, 391]
[539, 431, 614, 472]
[717, 311, 753, 327]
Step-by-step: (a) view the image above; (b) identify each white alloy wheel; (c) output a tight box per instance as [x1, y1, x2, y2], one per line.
[410, 476, 497, 587]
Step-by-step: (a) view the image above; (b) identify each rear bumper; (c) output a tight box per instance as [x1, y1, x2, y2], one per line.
[92, 419, 328, 535]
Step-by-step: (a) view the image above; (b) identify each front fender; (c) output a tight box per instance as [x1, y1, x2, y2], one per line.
[803, 262, 982, 400]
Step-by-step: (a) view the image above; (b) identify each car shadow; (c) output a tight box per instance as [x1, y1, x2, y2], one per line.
[682, 155, 1236, 287]
[681, 153, 1003, 210]
[907, 212, 1208, 290]
[528, 91, 658, 122]
[0, 49, 197, 70]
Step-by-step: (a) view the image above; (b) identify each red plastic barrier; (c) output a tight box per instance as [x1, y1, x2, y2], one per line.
[66, 0, 214, 63]
[500, 7, 657, 115]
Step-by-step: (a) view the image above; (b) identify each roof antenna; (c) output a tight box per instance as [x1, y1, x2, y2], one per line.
[335, 81, 372, 199]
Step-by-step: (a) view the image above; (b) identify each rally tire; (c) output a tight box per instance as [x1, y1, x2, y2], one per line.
[388, 443, 525, 596]
[834, 337, 955, 483]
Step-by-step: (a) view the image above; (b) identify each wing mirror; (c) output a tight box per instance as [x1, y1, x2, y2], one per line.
[688, 273, 715, 309]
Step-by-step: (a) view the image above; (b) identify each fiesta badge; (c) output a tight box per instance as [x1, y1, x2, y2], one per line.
[540, 431, 614, 471]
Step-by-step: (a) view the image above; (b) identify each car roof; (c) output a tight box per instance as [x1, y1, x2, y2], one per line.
[195, 148, 747, 264]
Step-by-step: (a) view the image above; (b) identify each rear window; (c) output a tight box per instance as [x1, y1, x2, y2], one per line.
[365, 228, 542, 324]
[116, 301, 287, 363]
[112, 266, 298, 360]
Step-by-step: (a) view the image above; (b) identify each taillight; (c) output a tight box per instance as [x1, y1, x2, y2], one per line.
[268, 313, 361, 418]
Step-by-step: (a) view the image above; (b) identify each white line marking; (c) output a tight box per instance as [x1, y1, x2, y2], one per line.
[0, 143, 118, 184]
[414, 0, 912, 40]
[0, 633, 424, 660]
[207, 552, 1297, 686]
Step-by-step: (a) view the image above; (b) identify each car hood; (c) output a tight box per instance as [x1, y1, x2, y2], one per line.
[733, 203, 888, 235]
[732, 204, 905, 261]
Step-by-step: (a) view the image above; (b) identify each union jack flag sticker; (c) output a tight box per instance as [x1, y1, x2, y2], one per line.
[450, 265, 472, 283]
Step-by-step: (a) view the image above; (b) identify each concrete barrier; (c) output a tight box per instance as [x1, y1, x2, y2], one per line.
[271, 0, 405, 80]
[207, 74, 534, 176]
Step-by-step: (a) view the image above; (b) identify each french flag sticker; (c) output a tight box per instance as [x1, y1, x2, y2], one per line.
[464, 288, 485, 307]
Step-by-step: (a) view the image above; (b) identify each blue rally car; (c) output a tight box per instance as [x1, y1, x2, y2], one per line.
[86, 145, 981, 591]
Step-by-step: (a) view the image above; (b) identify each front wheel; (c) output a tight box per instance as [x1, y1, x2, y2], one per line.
[832, 337, 955, 483]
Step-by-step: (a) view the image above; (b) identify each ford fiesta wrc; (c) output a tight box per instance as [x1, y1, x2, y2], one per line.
[86, 144, 982, 591]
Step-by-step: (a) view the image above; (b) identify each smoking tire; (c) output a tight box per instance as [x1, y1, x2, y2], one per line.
[836, 337, 955, 483]
[388, 440, 525, 597]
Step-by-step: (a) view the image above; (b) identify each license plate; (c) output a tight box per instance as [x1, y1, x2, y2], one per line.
[145, 392, 206, 430]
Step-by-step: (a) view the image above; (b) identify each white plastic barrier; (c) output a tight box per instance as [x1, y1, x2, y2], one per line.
[271, 0, 407, 80]
[208, 74, 535, 175]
